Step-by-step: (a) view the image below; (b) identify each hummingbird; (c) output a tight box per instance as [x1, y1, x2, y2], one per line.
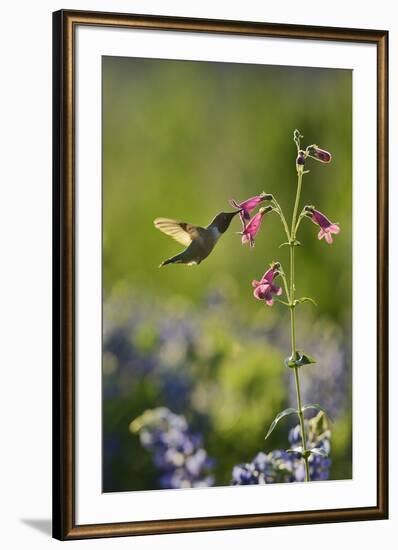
[154, 210, 240, 266]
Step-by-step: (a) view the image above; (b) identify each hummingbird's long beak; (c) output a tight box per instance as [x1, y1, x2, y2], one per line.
[219, 209, 242, 232]
[210, 209, 243, 233]
[226, 209, 242, 218]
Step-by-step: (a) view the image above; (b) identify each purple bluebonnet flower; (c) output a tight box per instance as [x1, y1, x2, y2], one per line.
[305, 206, 340, 244]
[230, 192, 272, 228]
[131, 407, 214, 489]
[252, 264, 282, 306]
[306, 144, 332, 163]
[231, 451, 295, 485]
[241, 206, 272, 247]
[288, 417, 331, 482]
[231, 414, 331, 485]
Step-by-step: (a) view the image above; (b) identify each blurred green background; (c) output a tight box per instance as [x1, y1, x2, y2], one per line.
[102, 56, 352, 492]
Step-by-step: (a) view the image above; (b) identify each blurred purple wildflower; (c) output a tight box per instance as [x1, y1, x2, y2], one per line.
[131, 407, 214, 489]
[232, 412, 331, 485]
[287, 320, 349, 420]
[288, 415, 332, 482]
[232, 450, 295, 485]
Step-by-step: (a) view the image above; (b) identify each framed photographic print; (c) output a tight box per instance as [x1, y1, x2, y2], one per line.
[53, 9, 388, 540]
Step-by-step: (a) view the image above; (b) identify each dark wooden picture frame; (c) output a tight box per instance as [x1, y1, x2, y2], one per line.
[53, 9, 388, 541]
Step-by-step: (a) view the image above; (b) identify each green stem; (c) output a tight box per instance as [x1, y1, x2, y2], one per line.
[294, 211, 306, 237]
[289, 285, 296, 355]
[289, 170, 310, 482]
[280, 271, 291, 304]
[294, 366, 310, 482]
[272, 199, 291, 242]
[289, 244, 295, 309]
[291, 172, 303, 240]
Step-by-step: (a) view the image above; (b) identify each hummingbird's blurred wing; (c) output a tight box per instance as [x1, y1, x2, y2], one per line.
[153, 218, 205, 247]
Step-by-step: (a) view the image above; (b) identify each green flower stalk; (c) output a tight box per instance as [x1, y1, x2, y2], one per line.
[246, 129, 337, 481]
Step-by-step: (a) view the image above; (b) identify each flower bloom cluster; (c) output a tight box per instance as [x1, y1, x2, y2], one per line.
[231, 413, 331, 485]
[229, 138, 337, 252]
[230, 193, 273, 247]
[130, 407, 214, 489]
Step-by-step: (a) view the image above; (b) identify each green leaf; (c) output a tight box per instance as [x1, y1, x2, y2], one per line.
[308, 447, 328, 458]
[287, 447, 327, 460]
[264, 408, 298, 441]
[284, 351, 317, 368]
[279, 239, 301, 248]
[295, 297, 317, 307]
[296, 351, 317, 366]
[284, 351, 300, 368]
[302, 404, 334, 423]
[276, 299, 291, 307]
[287, 446, 303, 456]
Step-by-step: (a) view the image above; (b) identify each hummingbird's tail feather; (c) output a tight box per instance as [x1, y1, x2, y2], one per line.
[158, 251, 185, 267]
[159, 258, 173, 267]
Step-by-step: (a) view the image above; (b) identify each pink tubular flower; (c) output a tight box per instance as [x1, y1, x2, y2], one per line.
[241, 206, 271, 247]
[230, 192, 272, 228]
[305, 144, 332, 163]
[252, 264, 282, 306]
[306, 207, 340, 244]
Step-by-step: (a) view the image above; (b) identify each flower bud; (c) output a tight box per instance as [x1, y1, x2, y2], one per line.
[306, 145, 332, 163]
[296, 151, 306, 165]
[296, 150, 306, 173]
